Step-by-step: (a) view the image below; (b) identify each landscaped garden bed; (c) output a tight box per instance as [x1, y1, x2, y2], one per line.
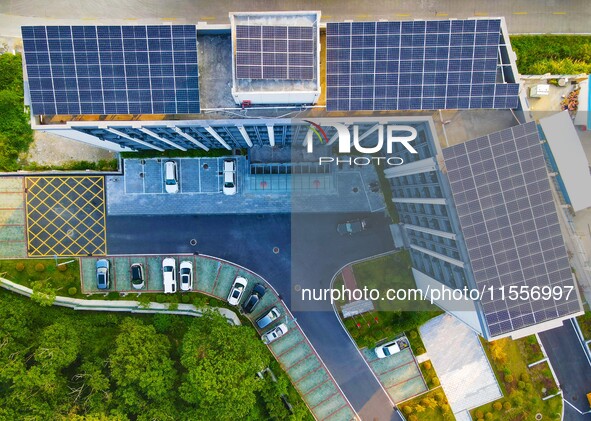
[529, 361, 559, 398]
[515, 335, 544, 365]
[577, 311, 591, 340]
[419, 360, 440, 390]
[398, 389, 453, 421]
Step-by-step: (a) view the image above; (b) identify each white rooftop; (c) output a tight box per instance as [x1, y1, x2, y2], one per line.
[540, 110, 591, 212]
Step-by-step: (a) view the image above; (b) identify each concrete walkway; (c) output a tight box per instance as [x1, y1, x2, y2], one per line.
[0, 277, 241, 325]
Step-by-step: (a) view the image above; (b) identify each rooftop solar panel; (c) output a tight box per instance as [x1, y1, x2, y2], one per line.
[325, 19, 520, 111]
[22, 25, 200, 115]
[235, 25, 315, 80]
[442, 122, 581, 337]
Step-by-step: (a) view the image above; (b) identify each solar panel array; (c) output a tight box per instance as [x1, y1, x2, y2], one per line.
[22, 25, 200, 115]
[443, 122, 581, 337]
[235, 25, 315, 80]
[325, 19, 520, 111]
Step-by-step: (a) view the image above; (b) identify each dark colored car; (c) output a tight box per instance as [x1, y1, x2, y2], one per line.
[337, 218, 367, 235]
[130, 263, 144, 290]
[242, 283, 266, 314]
[96, 259, 110, 290]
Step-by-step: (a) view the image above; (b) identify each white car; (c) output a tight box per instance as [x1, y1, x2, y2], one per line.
[162, 258, 177, 294]
[262, 323, 288, 344]
[222, 159, 237, 196]
[179, 260, 193, 292]
[227, 276, 247, 305]
[164, 160, 179, 194]
[375, 339, 402, 359]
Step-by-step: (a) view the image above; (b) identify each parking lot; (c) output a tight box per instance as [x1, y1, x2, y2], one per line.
[361, 341, 427, 404]
[123, 157, 246, 195]
[79, 253, 356, 420]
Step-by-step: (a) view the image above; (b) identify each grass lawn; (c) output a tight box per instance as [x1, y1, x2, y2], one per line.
[515, 335, 544, 365]
[529, 361, 559, 398]
[338, 252, 441, 349]
[398, 389, 453, 421]
[0, 258, 83, 297]
[577, 311, 591, 340]
[419, 360, 440, 390]
[471, 337, 562, 420]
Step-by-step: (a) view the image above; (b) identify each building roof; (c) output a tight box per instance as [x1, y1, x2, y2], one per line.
[442, 122, 582, 338]
[540, 111, 591, 212]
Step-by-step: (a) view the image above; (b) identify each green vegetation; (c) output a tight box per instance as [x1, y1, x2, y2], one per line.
[0, 53, 34, 171]
[0, 289, 312, 420]
[120, 148, 245, 160]
[407, 328, 427, 356]
[0, 258, 82, 298]
[20, 159, 119, 172]
[529, 361, 559, 398]
[577, 311, 591, 340]
[511, 35, 591, 74]
[471, 337, 562, 420]
[515, 335, 544, 365]
[419, 360, 439, 390]
[374, 163, 399, 223]
[399, 389, 453, 421]
[339, 252, 441, 349]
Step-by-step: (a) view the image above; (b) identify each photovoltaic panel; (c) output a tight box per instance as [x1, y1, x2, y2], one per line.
[325, 19, 520, 111]
[22, 25, 200, 115]
[442, 122, 581, 337]
[235, 25, 315, 80]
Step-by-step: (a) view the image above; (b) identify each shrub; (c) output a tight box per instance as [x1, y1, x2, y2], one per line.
[181, 294, 191, 303]
[57, 264, 68, 272]
[409, 416, 418, 421]
[505, 374, 514, 383]
[503, 401, 512, 410]
[513, 396, 523, 406]
[423, 360, 432, 370]
[485, 413, 493, 420]
[434, 392, 444, 402]
[410, 330, 418, 339]
[517, 380, 526, 390]
[520, 372, 530, 382]
[403, 406, 413, 415]
[68, 287, 77, 296]
[441, 403, 450, 411]
[34, 263, 45, 272]
[525, 383, 533, 391]
[15, 262, 25, 272]
[432, 377, 440, 386]
[417, 347, 425, 354]
[493, 401, 503, 411]
[475, 410, 484, 419]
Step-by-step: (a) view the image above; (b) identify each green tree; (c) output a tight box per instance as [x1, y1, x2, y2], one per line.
[179, 313, 271, 420]
[109, 318, 177, 416]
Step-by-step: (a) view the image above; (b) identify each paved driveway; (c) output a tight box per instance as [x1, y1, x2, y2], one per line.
[538, 319, 591, 416]
[106, 211, 401, 420]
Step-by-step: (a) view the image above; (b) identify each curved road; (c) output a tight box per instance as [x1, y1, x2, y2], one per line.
[107, 212, 401, 420]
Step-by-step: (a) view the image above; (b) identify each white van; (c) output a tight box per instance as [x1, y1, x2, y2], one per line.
[223, 159, 237, 195]
[164, 160, 179, 194]
[162, 258, 177, 293]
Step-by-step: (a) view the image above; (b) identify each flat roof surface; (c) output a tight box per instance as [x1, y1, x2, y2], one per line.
[540, 110, 591, 212]
[443, 122, 582, 337]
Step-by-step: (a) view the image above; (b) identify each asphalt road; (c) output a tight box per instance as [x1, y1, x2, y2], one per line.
[107, 211, 401, 420]
[538, 319, 591, 419]
[1, 0, 590, 35]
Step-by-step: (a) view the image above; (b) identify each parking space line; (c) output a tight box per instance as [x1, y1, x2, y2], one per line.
[217, 158, 221, 192]
[141, 160, 146, 193]
[321, 403, 349, 421]
[373, 360, 414, 376]
[310, 391, 339, 410]
[160, 160, 164, 193]
[385, 373, 422, 390]
[277, 339, 307, 358]
[178, 159, 183, 194]
[295, 364, 324, 385]
[210, 264, 223, 295]
[285, 351, 314, 370]
[303, 377, 331, 397]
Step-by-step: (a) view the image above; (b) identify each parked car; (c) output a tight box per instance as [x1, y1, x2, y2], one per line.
[262, 323, 288, 344]
[227, 276, 248, 305]
[162, 258, 177, 293]
[164, 160, 179, 194]
[222, 159, 237, 196]
[375, 339, 403, 359]
[96, 259, 110, 290]
[256, 307, 281, 329]
[337, 218, 367, 235]
[130, 263, 144, 290]
[179, 260, 193, 292]
[242, 283, 266, 314]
